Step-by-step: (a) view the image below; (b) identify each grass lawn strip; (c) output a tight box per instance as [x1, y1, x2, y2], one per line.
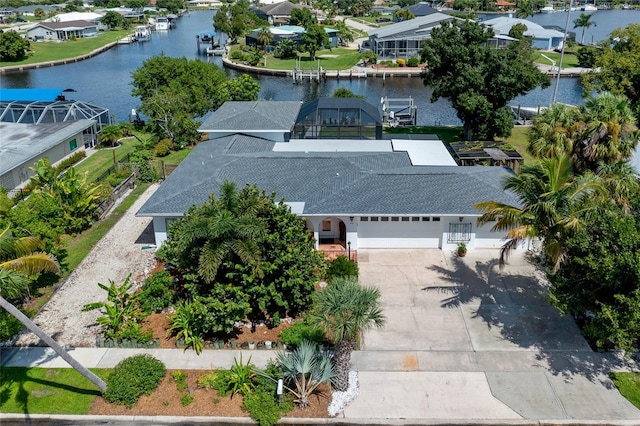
[0, 367, 109, 414]
[610, 372, 640, 409]
[74, 137, 139, 183]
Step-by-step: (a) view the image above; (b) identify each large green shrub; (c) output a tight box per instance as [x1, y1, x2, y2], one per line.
[154, 139, 173, 157]
[230, 50, 244, 60]
[139, 270, 174, 314]
[243, 388, 289, 426]
[326, 255, 358, 280]
[279, 320, 327, 348]
[407, 57, 419, 67]
[104, 354, 166, 408]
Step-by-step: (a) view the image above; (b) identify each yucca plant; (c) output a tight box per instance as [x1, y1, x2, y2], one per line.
[273, 339, 335, 407]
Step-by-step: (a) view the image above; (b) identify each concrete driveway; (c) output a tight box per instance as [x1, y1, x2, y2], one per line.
[345, 249, 640, 422]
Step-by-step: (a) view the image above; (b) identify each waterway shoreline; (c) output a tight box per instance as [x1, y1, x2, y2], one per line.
[0, 41, 119, 74]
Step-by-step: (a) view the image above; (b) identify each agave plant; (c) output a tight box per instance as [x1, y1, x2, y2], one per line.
[274, 339, 335, 407]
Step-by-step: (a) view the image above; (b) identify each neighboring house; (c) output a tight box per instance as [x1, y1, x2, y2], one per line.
[482, 16, 566, 50]
[45, 11, 104, 23]
[254, 1, 308, 26]
[0, 120, 94, 191]
[365, 12, 456, 61]
[403, 2, 439, 18]
[27, 20, 98, 40]
[137, 100, 522, 254]
[245, 25, 339, 49]
[0, 88, 111, 148]
[186, 0, 222, 8]
[16, 5, 60, 16]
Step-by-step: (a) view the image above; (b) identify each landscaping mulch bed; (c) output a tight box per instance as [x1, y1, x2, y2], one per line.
[89, 369, 331, 418]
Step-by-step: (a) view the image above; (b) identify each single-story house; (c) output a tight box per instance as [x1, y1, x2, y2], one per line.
[365, 12, 456, 61]
[402, 2, 439, 18]
[137, 100, 522, 254]
[16, 5, 60, 16]
[186, 0, 222, 8]
[0, 120, 94, 191]
[245, 25, 339, 49]
[28, 20, 98, 40]
[482, 16, 566, 50]
[253, 1, 308, 26]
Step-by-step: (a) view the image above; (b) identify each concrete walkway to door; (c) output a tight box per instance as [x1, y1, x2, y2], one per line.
[345, 249, 640, 422]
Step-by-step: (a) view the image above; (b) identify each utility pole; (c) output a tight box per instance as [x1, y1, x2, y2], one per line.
[552, 0, 573, 105]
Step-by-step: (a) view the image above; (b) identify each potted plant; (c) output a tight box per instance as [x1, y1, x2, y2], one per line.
[457, 242, 467, 257]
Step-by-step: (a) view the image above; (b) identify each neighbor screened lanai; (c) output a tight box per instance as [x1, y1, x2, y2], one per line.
[293, 98, 382, 140]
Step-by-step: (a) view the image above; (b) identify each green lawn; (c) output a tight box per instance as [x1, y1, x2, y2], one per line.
[0, 367, 109, 414]
[236, 47, 362, 71]
[533, 51, 580, 69]
[502, 126, 536, 165]
[75, 138, 139, 183]
[610, 372, 640, 409]
[0, 30, 129, 68]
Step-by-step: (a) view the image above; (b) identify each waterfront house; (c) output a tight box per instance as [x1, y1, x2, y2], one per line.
[137, 100, 523, 255]
[482, 16, 566, 50]
[245, 25, 339, 49]
[27, 20, 98, 41]
[254, 1, 309, 26]
[365, 12, 456, 61]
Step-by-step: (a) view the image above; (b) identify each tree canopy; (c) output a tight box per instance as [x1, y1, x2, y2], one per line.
[130, 55, 260, 144]
[0, 30, 30, 62]
[582, 24, 640, 123]
[301, 24, 331, 61]
[157, 181, 326, 338]
[420, 20, 549, 141]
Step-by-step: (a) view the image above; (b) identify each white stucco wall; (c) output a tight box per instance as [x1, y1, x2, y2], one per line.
[358, 218, 442, 248]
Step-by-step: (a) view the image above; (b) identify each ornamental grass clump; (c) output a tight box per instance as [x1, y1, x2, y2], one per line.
[104, 354, 166, 408]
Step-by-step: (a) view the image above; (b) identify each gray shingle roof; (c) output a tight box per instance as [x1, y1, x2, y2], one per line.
[199, 101, 302, 133]
[137, 135, 520, 218]
[368, 13, 454, 39]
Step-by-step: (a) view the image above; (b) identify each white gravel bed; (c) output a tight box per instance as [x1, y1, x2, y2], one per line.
[13, 184, 160, 348]
[329, 371, 360, 417]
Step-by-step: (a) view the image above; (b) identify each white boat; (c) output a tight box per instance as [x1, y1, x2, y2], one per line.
[134, 25, 151, 41]
[540, 6, 556, 13]
[582, 3, 598, 11]
[155, 16, 169, 31]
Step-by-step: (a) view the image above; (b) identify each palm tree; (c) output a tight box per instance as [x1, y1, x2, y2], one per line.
[257, 26, 273, 53]
[166, 180, 268, 284]
[0, 226, 107, 392]
[98, 124, 123, 147]
[574, 93, 639, 171]
[474, 154, 606, 271]
[573, 13, 596, 45]
[309, 276, 385, 392]
[528, 103, 580, 160]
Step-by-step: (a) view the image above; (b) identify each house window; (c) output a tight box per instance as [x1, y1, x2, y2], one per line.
[69, 138, 77, 151]
[448, 223, 472, 243]
[422, 217, 431, 221]
[391, 217, 399, 222]
[371, 217, 379, 222]
[361, 217, 369, 221]
[381, 217, 389, 222]
[411, 217, 420, 222]
[401, 217, 409, 222]
[322, 220, 332, 231]
[432, 217, 441, 221]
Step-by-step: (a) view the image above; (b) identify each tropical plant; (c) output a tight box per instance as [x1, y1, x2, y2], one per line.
[309, 277, 385, 392]
[279, 319, 327, 348]
[528, 103, 580, 160]
[573, 92, 639, 171]
[168, 299, 205, 354]
[82, 274, 152, 344]
[326, 255, 359, 280]
[273, 38, 296, 59]
[573, 13, 596, 45]
[0, 226, 106, 392]
[301, 24, 331, 61]
[474, 154, 606, 271]
[138, 270, 174, 314]
[272, 340, 334, 407]
[213, 354, 256, 397]
[257, 27, 273, 52]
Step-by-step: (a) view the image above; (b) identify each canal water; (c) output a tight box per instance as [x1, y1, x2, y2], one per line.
[0, 10, 638, 127]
